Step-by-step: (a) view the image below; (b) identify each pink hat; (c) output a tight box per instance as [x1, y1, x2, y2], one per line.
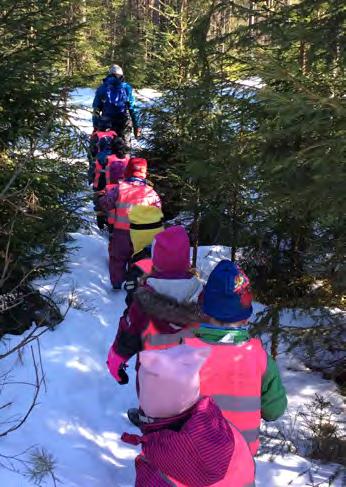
[138, 345, 210, 418]
[125, 157, 147, 179]
[152, 226, 190, 275]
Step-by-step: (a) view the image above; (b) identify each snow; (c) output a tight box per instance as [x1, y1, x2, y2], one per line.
[0, 88, 344, 487]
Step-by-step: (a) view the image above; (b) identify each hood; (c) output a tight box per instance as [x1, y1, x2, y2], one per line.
[146, 276, 203, 303]
[134, 284, 204, 325]
[143, 397, 234, 485]
[103, 75, 124, 87]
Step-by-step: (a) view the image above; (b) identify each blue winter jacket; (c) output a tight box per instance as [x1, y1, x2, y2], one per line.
[92, 76, 140, 129]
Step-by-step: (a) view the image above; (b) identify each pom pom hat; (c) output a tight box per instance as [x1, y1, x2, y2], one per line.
[203, 260, 253, 323]
[138, 345, 210, 418]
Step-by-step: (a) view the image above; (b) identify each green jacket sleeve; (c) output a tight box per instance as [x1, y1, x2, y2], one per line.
[261, 355, 287, 421]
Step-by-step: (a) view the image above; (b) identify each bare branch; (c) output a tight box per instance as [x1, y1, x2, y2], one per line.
[0, 346, 42, 438]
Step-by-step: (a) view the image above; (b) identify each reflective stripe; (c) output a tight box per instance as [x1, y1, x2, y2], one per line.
[238, 427, 260, 443]
[115, 215, 130, 223]
[146, 328, 195, 347]
[158, 471, 177, 486]
[116, 202, 132, 209]
[212, 394, 260, 412]
[130, 219, 163, 230]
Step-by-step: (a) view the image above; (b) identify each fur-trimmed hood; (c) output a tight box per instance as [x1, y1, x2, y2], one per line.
[134, 283, 205, 325]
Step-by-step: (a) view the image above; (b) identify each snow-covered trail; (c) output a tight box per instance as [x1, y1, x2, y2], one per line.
[1, 88, 344, 487]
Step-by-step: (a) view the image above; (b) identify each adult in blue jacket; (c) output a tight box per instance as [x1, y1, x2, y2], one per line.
[92, 65, 141, 148]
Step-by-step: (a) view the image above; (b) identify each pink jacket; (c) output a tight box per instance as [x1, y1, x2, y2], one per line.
[122, 397, 255, 487]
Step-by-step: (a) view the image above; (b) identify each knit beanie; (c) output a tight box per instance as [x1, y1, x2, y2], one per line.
[139, 345, 210, 418]
[152, 226, 190, 276]
[129, 205, 164, 255]
[125, 157, 147, 179]
[203, 260, 253, 323]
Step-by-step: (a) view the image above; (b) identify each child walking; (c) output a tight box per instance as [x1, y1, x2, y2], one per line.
[107, 226, 204, 384]
[121, 345, 255, 487]
[114, 257, 287, 456]
[185, 259, 288, 455]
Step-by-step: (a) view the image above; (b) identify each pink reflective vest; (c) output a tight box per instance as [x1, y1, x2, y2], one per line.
[185, 336, 267, 456]
[105, 154, 129, 185]
[142, 323, 196, 351]
[138, 421, 255, 486]
[114, 181, 161, 230]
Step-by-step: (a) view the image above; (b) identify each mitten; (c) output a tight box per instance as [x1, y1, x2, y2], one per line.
[107, 346, 128, 384]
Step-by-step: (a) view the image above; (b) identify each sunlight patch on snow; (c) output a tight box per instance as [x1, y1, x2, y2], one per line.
[57, 420, 138, 467]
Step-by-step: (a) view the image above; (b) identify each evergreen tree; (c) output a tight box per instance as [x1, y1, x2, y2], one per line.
[0, 0, 86, 333]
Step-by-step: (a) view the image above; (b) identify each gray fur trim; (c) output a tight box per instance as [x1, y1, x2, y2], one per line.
[134, 286, 205, 325]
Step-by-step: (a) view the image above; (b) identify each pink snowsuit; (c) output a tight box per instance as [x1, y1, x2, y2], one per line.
[122, 397, 255, 487]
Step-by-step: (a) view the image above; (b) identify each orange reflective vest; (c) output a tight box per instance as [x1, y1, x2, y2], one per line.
[114, 181, 161, 230]
[185, 336, 267, 456]
[139, 422, 255, 487]
[105, 154, 129, 185]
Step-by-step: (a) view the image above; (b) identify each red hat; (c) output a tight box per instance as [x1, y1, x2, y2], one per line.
[152, 226, 190, 276]
[125, 157, 147, 179]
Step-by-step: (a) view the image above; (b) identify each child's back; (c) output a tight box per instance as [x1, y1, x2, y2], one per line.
[188, 260, 287, 455]
[185, 331, 268, 455]
[122, 345, 255, 487]
[107, 226, 204, 384]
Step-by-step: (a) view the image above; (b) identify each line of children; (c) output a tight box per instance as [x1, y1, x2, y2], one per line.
[88, 111, 287, 483]
[106, 224, 287, 484]
[91, 135, 129, 230]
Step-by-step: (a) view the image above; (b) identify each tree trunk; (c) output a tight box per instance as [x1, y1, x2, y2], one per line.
[192, 189, 200, 268]
[270, 306, 280, 359]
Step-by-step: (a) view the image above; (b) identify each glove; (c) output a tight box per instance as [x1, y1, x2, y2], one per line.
[134, 127, 142, 138]
[107, 346, 129, 385]
[118, 364, 129, 385]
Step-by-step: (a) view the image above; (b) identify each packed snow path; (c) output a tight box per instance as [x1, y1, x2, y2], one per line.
[1, 89, 344, 486]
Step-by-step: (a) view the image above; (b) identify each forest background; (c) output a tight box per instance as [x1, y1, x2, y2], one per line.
[0, 1, 345, 386]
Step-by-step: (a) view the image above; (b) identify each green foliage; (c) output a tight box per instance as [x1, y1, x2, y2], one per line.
[0, 1, 86, 333]
[25, 447, 58, 486]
